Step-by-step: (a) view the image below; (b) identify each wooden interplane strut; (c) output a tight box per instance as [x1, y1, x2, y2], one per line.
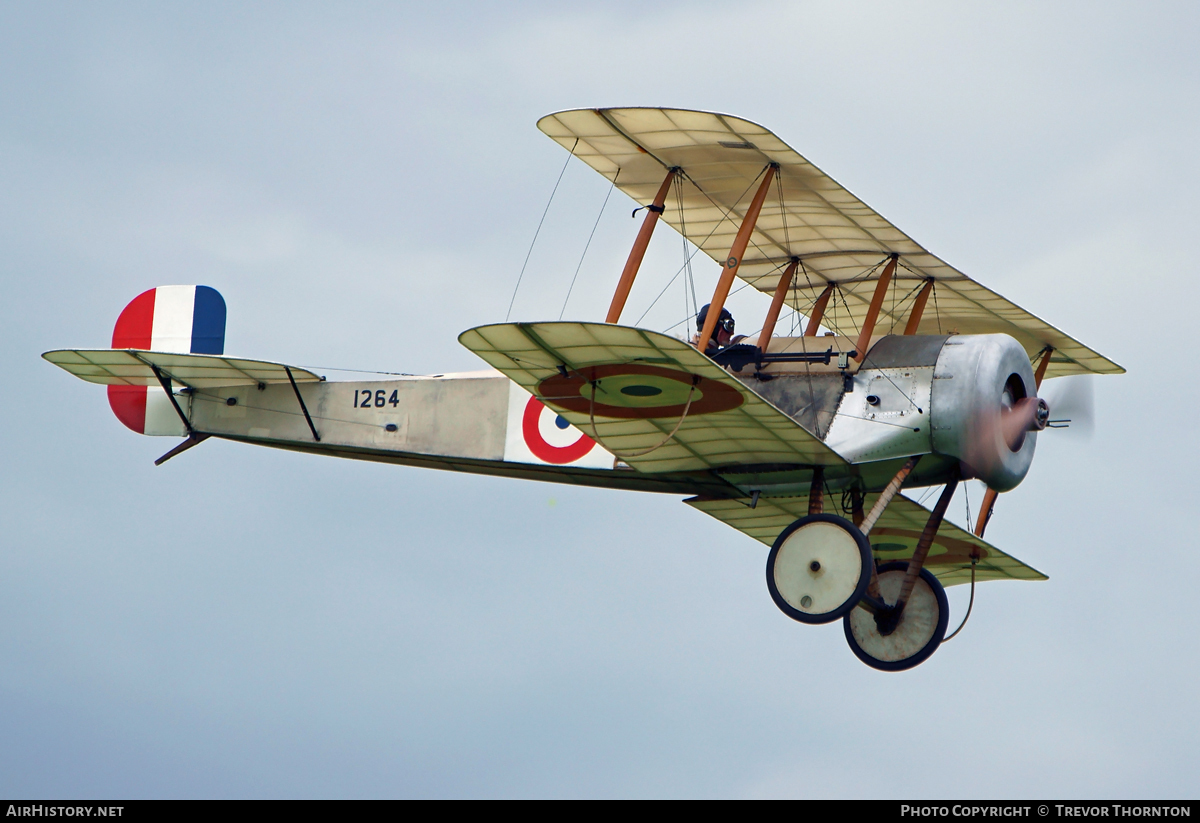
[697, 165, 777, 352]
[757, 259, 799, 351]
[804, 284, 835, 336]
[606, 169, 676, 324]
[854, 254, 898, 360]
[904, 280, 935, 335]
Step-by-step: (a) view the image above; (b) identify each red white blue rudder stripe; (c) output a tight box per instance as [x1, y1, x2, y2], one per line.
[108, 286, 227, 435]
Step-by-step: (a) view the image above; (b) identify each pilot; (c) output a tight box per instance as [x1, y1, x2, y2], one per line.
[692, 304, 745, 354]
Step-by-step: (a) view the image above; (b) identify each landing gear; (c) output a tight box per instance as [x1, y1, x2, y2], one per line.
[843, 561, 949, 671]
[765, 461, 964, 671]
[766, 514, 872, 624]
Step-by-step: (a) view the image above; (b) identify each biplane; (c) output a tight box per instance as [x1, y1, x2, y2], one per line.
[44, 108, 1122, 671]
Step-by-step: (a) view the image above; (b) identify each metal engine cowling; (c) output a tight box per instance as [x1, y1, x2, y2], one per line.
[929, 334, 1039, 492]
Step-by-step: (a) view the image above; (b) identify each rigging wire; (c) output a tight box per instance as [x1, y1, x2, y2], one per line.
[964, 481, 973, 532]
[796, 260, 817, 334]
[915, 483, 941, 507]
[931, 280, 944, 335]
[679, 165, 784, 264]
[675, 173, 698, 338]
[301, 365, 416, 377]
[632, 173, 763, 329]
[559, 169, 618, 320]
[637, 266, 687, 328]
[942, 557, 978, 643]
[889, 258, 899, 333]
[793, 259, 826, 437]
[506, 138, 578, 322]
[642, 165, 803, 333]
[657, 267, 781, 335]
[804, 257, 925, 411]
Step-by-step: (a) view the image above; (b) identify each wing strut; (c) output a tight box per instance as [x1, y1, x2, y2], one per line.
[697, 164, 777, 352]
[144, 360, 194, 435]
[285, 366, 320, 442]
[853, 254, 899, 361]
[757, 258, 799, 351]
[903, 280, 935, 335]
[804, 283, 835, 336]
[606, 169, 677, 323]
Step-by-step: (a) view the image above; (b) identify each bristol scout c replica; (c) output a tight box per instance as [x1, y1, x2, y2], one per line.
[45, 108, 1122, 671]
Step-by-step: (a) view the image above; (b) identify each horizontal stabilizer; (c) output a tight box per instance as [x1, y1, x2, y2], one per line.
[687, 491, 1046, 586]
[43, 349, 322, 389]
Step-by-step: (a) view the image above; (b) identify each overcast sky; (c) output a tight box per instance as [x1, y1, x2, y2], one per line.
[2, 1, 1198, 798]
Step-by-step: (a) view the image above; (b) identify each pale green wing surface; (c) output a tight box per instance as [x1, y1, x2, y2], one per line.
[686, 492, 1046, 586]
[43, 349, 322, 389]
[459, 321, 846, 474]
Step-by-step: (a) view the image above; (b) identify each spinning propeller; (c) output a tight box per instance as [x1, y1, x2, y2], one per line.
[972, 374, 1095, 536]
[1039, 374, 1095, 438]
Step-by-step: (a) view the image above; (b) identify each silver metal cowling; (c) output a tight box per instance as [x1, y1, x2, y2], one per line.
[930, 334, 1038, 492]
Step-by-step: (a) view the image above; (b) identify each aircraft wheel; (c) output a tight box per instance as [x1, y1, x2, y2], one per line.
[766, 514, 871, 624]
[843, 561, 949, 671]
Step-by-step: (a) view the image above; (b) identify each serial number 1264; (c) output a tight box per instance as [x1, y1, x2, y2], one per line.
[353, 389, 400, 409]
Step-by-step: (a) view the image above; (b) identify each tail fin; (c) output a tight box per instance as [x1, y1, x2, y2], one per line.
[108, 286, 226, 434]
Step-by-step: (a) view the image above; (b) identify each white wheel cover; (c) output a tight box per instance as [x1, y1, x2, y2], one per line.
[848, 569, 941, 662]
[773, 521, 864, 616]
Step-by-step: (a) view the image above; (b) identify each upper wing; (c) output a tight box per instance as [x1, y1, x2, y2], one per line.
[537, 107, 1122, 379]
[459, 321, 847, 474]
[43, 349, 322, 388]
[686, 490, 1046, 586]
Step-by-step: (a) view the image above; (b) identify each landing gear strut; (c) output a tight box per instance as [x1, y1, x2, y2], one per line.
[844, 561, 949, 671]
[843, 474, 959, 671]
[765, 459, 963, 672]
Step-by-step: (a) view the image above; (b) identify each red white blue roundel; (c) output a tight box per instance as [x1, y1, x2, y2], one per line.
[503, 384, 610, 468]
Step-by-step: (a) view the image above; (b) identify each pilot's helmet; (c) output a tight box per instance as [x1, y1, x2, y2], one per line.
[697, 303, 734, 334]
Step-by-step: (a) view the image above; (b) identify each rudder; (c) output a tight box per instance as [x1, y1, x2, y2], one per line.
[107, 286, 226, 435]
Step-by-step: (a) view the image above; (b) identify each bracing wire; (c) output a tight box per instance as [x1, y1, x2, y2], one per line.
[559, 170, 617, 320]
[675, 173, 698, 338]
[964, 481, 973, 533]
[506, 138, 578, 322]
[631, 176, 756, 329]
[637, 166, 778, 332]
[942, 557, 977, 642]
[300, 365, 416, 377]
[931, 280, 943, 335]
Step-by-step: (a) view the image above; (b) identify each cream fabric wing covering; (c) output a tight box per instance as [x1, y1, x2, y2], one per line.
[537, 108, 1122, 379]
[459, 321, 848, 474]
[43, 349, 323, 388]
